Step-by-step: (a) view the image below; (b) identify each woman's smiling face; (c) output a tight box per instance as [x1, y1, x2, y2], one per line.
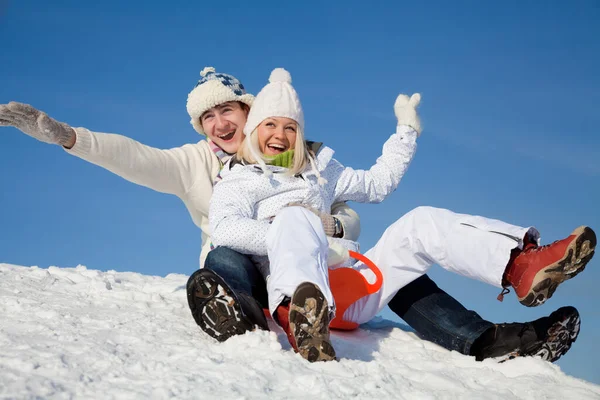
[257, 117, 298, 156]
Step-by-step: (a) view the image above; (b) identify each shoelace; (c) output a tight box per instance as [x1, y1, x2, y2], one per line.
[497, 287, 511, 302]
[524, 239, 561, 254]
[497, 241, 541, 302]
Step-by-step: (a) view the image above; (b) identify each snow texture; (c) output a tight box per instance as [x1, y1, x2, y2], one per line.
[1, 263, 599, 399]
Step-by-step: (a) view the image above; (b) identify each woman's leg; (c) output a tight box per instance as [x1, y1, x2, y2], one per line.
[344, 206, 534, 324]
[266, 206, 336, 362]
[266, 206, 333, 316]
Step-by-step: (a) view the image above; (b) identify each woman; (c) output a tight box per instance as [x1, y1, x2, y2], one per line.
[0, 68, 583, 363]
[209, 68, 595, 362]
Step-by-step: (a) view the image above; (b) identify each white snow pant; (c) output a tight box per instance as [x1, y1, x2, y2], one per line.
[265, 207, 335, 317]
[266, 205, 538, 325]
[344, 206, 538, 324]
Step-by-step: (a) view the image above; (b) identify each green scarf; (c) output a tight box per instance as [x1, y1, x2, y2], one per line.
[266, 150, 295, 168]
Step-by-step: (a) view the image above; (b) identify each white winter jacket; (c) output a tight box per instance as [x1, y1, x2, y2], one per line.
[65, 127, 361, 267]
[209, 125, 418, 275]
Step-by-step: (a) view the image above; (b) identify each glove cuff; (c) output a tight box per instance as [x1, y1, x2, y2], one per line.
[63, 127, 92, 157]
[396, 115, 421, 136]
[321, 214, 336, 237]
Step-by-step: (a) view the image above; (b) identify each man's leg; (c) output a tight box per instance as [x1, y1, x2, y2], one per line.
[388, 274, 492, 355]
[203, 246, 268, 308]
[388, 275, 581, 362]
[186, 247, 269, 342]
[469, 306, 580, 362]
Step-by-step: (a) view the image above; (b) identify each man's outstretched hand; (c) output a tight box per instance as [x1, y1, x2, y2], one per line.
[0, 102, 76, 147]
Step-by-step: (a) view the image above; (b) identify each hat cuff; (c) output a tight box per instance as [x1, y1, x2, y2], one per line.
[186, 80, 254, 135]
[244, 110, 304, 136]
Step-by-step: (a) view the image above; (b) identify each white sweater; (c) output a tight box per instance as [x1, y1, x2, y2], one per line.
[65, 127, 361, 267]
[209, 125, 418, 274]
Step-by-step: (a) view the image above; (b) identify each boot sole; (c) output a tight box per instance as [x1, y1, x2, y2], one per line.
[289, 282, 337, 362]
[531, 306, 580, 362]
[520, 226, 596, 307]
[497, 306, 580, 363]
[186, 269, 254, 342]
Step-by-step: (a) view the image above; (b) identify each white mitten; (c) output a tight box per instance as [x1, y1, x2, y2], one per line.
[327, 241, 349, 267]
[0, 102, 76, 146]
[394, 93, 422, 136]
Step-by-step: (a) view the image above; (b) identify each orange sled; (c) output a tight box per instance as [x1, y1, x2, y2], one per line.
[263, 250, 383, 331]
[328, 251, 383, 330]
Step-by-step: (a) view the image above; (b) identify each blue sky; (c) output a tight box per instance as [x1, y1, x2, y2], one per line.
[1, 0, 599, 385]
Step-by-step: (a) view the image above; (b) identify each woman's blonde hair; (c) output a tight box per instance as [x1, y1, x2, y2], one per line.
[237, 120, 311, 177]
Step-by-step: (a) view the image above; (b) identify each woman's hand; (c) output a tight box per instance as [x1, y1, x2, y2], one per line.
[394, 93, 422, 136]
[286, 202, 341, 237]
[0, 102, 76, 148]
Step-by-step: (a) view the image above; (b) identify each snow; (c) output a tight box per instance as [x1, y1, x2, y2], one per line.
[1, 263, 599, 400]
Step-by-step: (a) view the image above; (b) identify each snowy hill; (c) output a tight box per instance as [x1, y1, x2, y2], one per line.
[1, 263, 599, 399]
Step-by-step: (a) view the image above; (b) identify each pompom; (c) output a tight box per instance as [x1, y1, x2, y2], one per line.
[200, 67, 216, 77]
[269, 68, 292, 84]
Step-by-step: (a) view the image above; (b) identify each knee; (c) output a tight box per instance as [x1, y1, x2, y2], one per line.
[402, 206, 450, 225]
[268, 206, 328, 250]
[393, 206, 432, 228]
[272, 206, 322, 232]
[274, 206, 314, 223]
[388, 206, 446, 241]
[205, 246, 234, 266]
[406, 206, 438, 218]
[205, 247, 252, 274]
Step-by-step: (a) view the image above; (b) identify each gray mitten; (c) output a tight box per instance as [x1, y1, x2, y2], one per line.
[287, 202, 337, 237]
[394, 93, 422, 136]
[0, 102, 76, 146]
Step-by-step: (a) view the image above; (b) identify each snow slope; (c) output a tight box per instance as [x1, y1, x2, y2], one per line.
[1, 263, 599, 400]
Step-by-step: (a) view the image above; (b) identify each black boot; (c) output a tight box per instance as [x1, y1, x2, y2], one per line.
[186, 269, 269, 342]
[470, 306, 580, 362]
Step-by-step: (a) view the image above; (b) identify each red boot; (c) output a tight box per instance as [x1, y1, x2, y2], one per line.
[274, 302, 298, 352]
[500, 226, 596, 307]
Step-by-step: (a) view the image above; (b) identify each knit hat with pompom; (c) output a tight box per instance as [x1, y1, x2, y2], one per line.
[186, 67, 254, 135]
[243, 68, 304, 136]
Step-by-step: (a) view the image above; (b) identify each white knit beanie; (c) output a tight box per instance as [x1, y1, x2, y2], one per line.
[243, 68, 304, 136]
[242, 68, 323, 183]
[186, 67, 255, 135]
